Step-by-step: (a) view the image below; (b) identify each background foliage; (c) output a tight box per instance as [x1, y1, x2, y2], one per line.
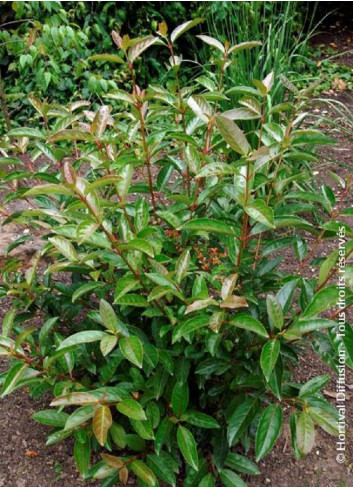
[0, 1, 323, 133]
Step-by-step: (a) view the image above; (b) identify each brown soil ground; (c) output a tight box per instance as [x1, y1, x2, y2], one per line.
[1, 14, 353, 489]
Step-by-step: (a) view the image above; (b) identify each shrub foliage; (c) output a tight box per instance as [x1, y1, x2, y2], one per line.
[0, 22, 352, 487]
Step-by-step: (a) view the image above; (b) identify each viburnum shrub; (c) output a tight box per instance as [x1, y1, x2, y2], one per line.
[1, 22, 353, 487]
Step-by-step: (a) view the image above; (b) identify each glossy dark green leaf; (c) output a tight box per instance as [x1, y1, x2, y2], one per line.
[220, 469, 246, 487]
[296, 410, 315, 456]
[299, 374, 330, 398]
[182, 410, 220, 429]
[74, 430, 91, 476]
[32, 409, 69, 428]
[260, 340, 280, 382]
[147, 453, 176, 486]
[171, 381, 189, 416]
[301, 286, 338, 319]
[56, 331, 107, 350]
[215, 115, 250, 155]
[225, 453, 260, 475]
[177, 425, 199, 471]
[255, 404, 283, 461]
[227, 397, 259, 445]
[130, 460, 157, 486]
[182, 218, 238, 236]
[230, 314, 269, 338]
[117, 399, 147, 421]
[119, 335, 144, 368]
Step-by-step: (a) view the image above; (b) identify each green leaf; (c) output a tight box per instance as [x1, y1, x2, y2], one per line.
[230, 314, 269, 338]
[119, 335, 144, 368]
[177, 425, 199, 471]
[114, 276, 140, 301]
[1, 363, 28, 397]
[182, 410, 220, 429]
[268, 354, 283, 400]
[308, 407, 338, 436]
[49, 236, 78, 261]
[296, 410, 315, 456]
[172, 381, 189, 416]
[147, 285, 182, 302]
[299, 374, 330, 398]
[157, 210, 181, 229]
[260, 340, 280, 382]
[182, 218, 238, 236]
[199, 474, 216, 487]
[301, 286, 338, 319]
[114, 294, 148, 307]
[220, 469, 246, 487]
[225, 453, 260, 475]
[289, 413, 301, 459]
[44, 426, 73, 446]
[74, 430, 91, 476]
[215, 115, 250, 155]
[227, 397, 259, 445]
[99, 299, 118, 332]
[117, 399, 147, 420]
[222, 107, 260, 120]
[130, 419, 155, 440]
[65, 405, 95, 430]
[276, 279, 299, 314]
[32, 409, 69, 428]
[229, 41, 262, 54]
[197, 34, 225, 52]
[266, 295, 284, 330]
[187, 95, 212, 122]
[175, 249, 190, 284]
[147, 453, 176, 486]
[2, 309, 16, 337]
[284, 318, 337, 340]
[214, 427, 228, 471]
[245, 199, 274, 228]
[93, 405, 112, 446]
[100, 335, 117, 356]
[291, 129, 336, 146]
[72, 282, 104, 303]
[171, 18, 204, 44]
[255, 404, 283, 461]
[110, 422, 127, 449]
[221, 274, 238, 300]
[8, 127, 45, 139]
[91, 105, 110, 139]
[196, 162, 240, 178]
[185, 298, 218, 315]
[155, 418, 173, 455]
[89, 53, 124, 63]
[128, 36, 158, 63]
[119, 238, 154, 258]
[145, 273, 177, 290]
[50, 392, 99, 407]
[130, 460, 157, 486]
[56, 331, 107, 350]
[0, 157, 24, 166]
[172, 315, 210, 343]
[49, 129, 94, 142]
